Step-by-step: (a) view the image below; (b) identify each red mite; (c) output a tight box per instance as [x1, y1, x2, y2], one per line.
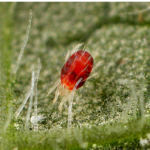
[60, 50, 94, 90]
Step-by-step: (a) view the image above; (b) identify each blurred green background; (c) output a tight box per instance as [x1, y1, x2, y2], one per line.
[1, 2, 150, 149]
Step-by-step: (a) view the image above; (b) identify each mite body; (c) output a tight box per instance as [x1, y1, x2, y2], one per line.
[61, 50, 94, 90]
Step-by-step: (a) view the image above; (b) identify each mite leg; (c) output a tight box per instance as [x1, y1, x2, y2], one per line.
[68, 78, 82, 128]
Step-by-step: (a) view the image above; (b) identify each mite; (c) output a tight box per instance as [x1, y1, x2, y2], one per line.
[47, 44, 94, 112]
[61, 50, 94, 90]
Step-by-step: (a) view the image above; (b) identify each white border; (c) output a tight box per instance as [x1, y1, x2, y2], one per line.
[0, 0, 150, 3]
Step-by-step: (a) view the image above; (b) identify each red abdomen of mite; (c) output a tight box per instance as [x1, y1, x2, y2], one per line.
[60, 50, 94, 90]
